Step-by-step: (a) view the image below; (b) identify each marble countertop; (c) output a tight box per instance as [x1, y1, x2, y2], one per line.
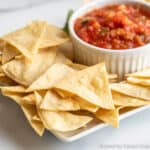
[0, 0, 150, 149]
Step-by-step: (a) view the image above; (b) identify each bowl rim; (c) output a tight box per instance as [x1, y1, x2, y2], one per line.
[69, 0, 150, 54]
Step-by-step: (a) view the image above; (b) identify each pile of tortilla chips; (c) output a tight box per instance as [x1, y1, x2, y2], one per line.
[0, 21, 149, 137]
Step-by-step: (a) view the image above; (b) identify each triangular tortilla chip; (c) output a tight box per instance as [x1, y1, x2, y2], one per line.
[38, 111, 92, 132]
[129, 67, 150, 78]
[27, 63, 75, 91]
[1, 88, 35, 106]
[21, 104, 45, 136]
[111, 82, 150, 101]
[2, 47, 57, 86]
[127, 77, 150, 86]
[2, 43, 20, 64]
[35, 91, 92, 132]
[112, 91, 150, 107]
[1, 21, 46, 59]
[39, 23, 68, 49]
[95, 106, 122, 128]
[39, 90, 80, 111]
[54, 63, 114, 109]
[52, 89, 98, 112]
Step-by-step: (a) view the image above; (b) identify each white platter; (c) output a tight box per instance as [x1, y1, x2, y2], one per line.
[51, 105, 150, 142]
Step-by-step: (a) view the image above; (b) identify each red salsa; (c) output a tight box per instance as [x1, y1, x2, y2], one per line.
[74, 4, 150, 49]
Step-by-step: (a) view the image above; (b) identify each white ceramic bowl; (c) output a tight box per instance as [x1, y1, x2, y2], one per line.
[69, 0, 150, 79]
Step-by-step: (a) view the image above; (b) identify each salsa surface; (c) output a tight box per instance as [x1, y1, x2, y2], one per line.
[74, 4, 150, 50]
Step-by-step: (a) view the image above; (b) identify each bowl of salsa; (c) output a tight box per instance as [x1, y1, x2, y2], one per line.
[69, 0, 150, 79]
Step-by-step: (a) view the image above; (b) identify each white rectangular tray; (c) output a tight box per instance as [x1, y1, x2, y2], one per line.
[51, 105, 150, 142]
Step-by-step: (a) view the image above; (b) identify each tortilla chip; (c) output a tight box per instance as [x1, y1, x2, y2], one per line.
[38, 110, 92, 132]
[22, 93, 35, 105]
[1, 90, 24, 105]
[112, 91, 150, 107]
[21, 104, 45, 136]
[27, 63, 75, 91]
[2, 47, 57, 86]
[54, 63, 114, 109]
[39, 23, 68, 49]
[0, 85, 27, 93]
[1, 21, 46, 58]
[39, 90, 80, 111]
[2, 44, 20, 64]
[35, 91, 92, 132]
[75, 96, 99, 112]
[95, 107, 122, 128]
[53, 89, 98, 112]
[129, 67, 150, 78]
[127, 77, 150, 86]
[111, 82, 150, 101]
[0, 75, 16, 85]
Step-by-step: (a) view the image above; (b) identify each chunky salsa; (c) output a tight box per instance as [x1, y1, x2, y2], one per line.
[74, 4, 150, 50]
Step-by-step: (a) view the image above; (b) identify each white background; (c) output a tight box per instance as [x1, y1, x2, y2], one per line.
[0, 0, 150, 150]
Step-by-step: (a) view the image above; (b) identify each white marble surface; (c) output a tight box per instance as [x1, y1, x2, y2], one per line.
[0, 0, 150, 150]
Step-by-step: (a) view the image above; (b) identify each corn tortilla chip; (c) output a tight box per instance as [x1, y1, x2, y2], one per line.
[1, 90, 25, 105]
[95, 107, 122, 128]
[0, 85, 27, 93]
[35, 91, 93, 132]
[39, 23, 69, 49]
[27, 63, 75, 91]
[54, 63, 114, 109]
[2, 47, 57, 86]
[21, 104, 45, 136]
[53, 89, 98, 112]
[111, 82, 150, 101]
[2, 44, 20, 64]
[39, 111, 92, 132]
[1, 21, 46, 59]
[112, 91, 150, 107]
[39, 90, 80, 111]
[75, 96, 99, 112]
[0, 75, 16, 85]
[22, 93, 35, 105]
[129, 67, 150, 78]
[127, 77, 150, 86]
